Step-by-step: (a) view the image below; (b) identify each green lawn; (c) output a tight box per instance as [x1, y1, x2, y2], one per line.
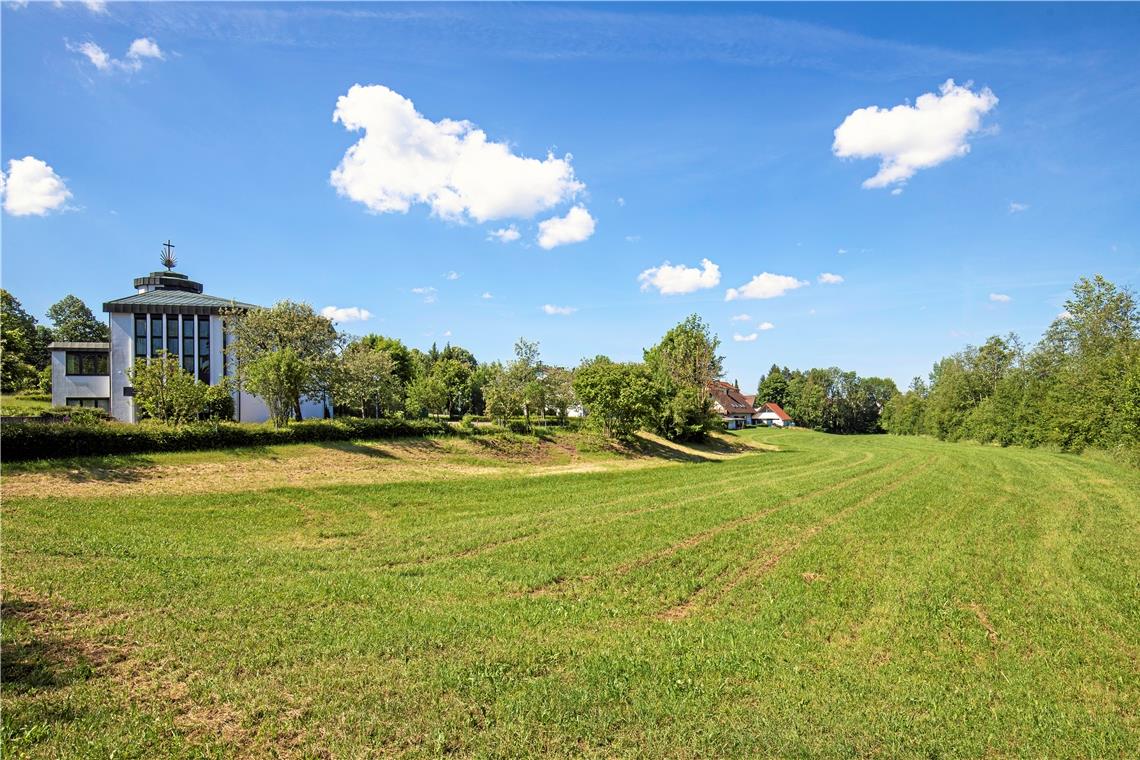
[0, 394, 52, 417]
[3, 429, 1138, 758]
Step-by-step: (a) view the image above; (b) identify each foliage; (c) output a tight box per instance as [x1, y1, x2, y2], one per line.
[1, 289, 41, 392]
[882, 275, 1139, 455]
[129, 353, 211, 425]
[573, 356, 659, 439]
[335, 342, 402, 418]
[223, 301, 342, 421]
[405, 373, 448, 418]
[642, 314, 723, 441]
[45, 294, 109, 343]
[1, 416, 453, 461]
[355, 334, 417, 386]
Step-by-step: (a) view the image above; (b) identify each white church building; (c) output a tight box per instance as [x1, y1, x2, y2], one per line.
[48, 261, 327, 424]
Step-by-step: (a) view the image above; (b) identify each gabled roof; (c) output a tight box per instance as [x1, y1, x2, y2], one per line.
[760, 402, 792, 421]
[708, 380, 758, 416]
[103, 290, 259, 316]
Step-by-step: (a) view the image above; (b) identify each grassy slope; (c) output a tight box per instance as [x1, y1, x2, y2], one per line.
[2, 430, 1137, 758]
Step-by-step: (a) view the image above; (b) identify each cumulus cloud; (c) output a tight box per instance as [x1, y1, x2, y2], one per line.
[537, 205, 595, 249]
[1, 156, 72, 216]
[818, 272, 844, 284]
[725, 272, 808, 301]
[1058, 310, 1073, 320]
[68, 37, 164, 72]
[832, 79, 998, 189]
[542, 304, 576, 316]
[411, 286, 438, 304]
[330, 84, 585, 224]
[481, 292, 494, 300]
[733, 333, 758, 342]
[989, 293, 1012, 303]
[616, 197, 625, 206]
[638, 258, 720, 295]
[487, 225, 520, 243]
[837, 248, 848, 255]
[890, 188, 904, 196]
[730, 313, 752, 322]
[83, 0, 108, 12]
[320, 305, 372, 323]
[758, 321, 775, 331]
[625, 235, 641, 243]
[1008, 202, 1029, 214]
[443, 270, 460, 281]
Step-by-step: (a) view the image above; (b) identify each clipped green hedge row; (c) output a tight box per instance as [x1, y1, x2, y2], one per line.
[0, 417, 453, 462]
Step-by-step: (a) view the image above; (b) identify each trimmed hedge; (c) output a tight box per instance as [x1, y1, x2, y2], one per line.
[0, 417, 453, 462]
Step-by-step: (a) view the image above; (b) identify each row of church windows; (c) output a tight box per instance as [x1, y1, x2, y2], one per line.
[134, 314, 213, 384]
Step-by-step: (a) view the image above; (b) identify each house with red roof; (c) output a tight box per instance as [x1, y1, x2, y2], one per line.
[707, 380, 759, 430]
[756, 401, 795, 428]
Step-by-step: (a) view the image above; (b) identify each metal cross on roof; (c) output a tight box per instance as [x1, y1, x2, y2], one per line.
[160, 240, 177, 271]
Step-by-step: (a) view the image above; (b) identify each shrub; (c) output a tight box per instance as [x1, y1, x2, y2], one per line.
[0, 417, 452, 462]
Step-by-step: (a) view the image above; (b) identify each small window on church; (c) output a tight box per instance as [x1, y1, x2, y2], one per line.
[135, 315, 147, 357]
[182, 317, 194, 357]
[151, 314, 164, 356]
[66, 352, 109, 376]
[182, 355, 195, 375]
[167, 315, 179, 355]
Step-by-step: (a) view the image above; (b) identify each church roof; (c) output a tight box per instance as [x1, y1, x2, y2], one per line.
[103, 289, 259, 316]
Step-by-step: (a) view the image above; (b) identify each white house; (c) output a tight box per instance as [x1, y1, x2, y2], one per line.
[49, 263, 327, 423]
[756, 402, 795, 427]
[708, 380, 758, 430]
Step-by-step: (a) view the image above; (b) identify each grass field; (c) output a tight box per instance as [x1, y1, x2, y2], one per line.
[3, 429, 1138, 758]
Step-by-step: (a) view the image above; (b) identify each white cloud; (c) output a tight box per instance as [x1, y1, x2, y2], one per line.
[625, 235, 641, 243]
[757, 321, 775, 331]
[127, 37, 164, 61]
[487, 225, 520, 243]
[330, 84, 585, 224]
[1, 156, 72, 216]
[542, 304, 577, 316]
[730, 313, 752, 322]
[83, 0, 108, 12]
[989, 293, 1012, 303]
[616, 197, 625, 207]
[637, 258, 720, 295]
[1008, 202, 1029, 214]
[442, 330, 452, 337]
[733, 333, 758, 342]
[443, 270, 460, 281]
[891, 188, 904, 196]
[411, 286, 438, 304]
[725, 272, 808, 301]
[537, 205, 595, 249]
[837, 248, 848, 255]
[70, 40, 111, 70]
[818, 272, 844, 284]
[320, 305, 372, 323]
[1058, 310, 1073, 320]
[68, 37, 164, 72]
[832, 79, 998, 189]
[481, 292, 494, 300]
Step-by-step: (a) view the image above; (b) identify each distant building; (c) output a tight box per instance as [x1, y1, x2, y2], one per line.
[756, 402, 794, 427]
[708, 380, 758, 430]
[49, 261, 327, 424]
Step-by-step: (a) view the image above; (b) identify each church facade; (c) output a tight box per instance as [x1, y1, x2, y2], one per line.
[48, 265, 327, 424]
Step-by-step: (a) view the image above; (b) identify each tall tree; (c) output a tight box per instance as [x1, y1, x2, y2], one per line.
[1, 289, 40, 392]
[46, 294, 109, 343]
[643, 314, 723, 441]
[223, 301, 342, 421]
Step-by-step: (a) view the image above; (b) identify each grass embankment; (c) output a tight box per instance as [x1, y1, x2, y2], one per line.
[3, 429, 1138, 757]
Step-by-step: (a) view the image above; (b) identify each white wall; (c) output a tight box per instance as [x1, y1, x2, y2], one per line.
[109, 313, 135, 421]
[50, 351, 110, 407]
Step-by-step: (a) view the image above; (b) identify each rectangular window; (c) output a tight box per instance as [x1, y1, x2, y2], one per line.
[197, 316, 210, 383]
[182, 316, 194, 358]
[135, 315, 147, 357]
[65, 352, 109, 376]
[167, 315, 179, 355]
[66, 397, 110, 412]
[151, 314, 164, 356]
[182, 355, 195, 375]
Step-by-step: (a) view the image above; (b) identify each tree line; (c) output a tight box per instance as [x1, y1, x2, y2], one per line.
[1, 291, 110, 392]
[880, 275, 1139, 455]
[755, 365, 897, 434]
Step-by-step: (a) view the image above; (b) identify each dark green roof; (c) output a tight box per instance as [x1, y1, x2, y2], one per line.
[103, 290, 259, 316]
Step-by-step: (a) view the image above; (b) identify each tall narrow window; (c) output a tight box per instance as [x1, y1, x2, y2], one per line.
[182, 316, 194, 360]
[166, 315, 179, 355]
[134, 315, 147, 357]
[150, 314, 164, 356]
[197, 315, 210, 383]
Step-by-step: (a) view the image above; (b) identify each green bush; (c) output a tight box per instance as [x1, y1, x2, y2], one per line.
[0, 417, 452, 462]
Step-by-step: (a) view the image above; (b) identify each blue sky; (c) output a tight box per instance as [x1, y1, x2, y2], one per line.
[2, 2, 1138, 388]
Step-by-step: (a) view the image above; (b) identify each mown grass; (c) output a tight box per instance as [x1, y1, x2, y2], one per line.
[2, 429, 1137, 758]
